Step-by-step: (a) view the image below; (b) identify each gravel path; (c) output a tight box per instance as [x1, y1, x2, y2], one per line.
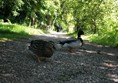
[0, 32, 118, 83]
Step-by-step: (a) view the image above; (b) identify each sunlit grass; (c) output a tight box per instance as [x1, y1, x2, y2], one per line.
[68, 29, 118, 47]
[0, 23, 44, 41]
[89, 31, 118, 47]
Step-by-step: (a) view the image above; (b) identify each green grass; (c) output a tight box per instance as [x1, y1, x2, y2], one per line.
[68, 30, 118, 47]
[0, 23, 44, 41]
[89, 32, 118, 47]
[1, 23, 118, 47]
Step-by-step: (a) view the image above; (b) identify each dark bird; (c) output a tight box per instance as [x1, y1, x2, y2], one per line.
[28, 30, 84, 61]
[28, 38, 83, 62]
[57, 38, 84, 52]
[56, 29, 84, 52]
[54, 29, 84, 53]
[28, 40, 55, 62]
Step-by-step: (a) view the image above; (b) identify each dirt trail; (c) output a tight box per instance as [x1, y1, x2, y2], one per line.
[0, 32, 118, 83]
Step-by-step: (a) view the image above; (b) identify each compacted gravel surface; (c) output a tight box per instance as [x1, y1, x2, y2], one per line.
[0, 32, 118, 83]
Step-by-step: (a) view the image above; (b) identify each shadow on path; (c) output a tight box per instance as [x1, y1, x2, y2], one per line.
[0, 32, 118, 83]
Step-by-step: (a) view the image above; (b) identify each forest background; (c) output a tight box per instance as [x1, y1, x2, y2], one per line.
[0, 0, 118, 47]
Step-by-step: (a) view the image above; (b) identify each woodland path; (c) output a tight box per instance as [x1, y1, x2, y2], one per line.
[0, 31, 118, 83]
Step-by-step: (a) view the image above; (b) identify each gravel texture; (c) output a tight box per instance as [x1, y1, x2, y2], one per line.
[0, 32, 118, 83]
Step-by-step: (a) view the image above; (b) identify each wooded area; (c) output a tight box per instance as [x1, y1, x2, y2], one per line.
[0, 0, 118, 46]
[0, 1, 118, 82]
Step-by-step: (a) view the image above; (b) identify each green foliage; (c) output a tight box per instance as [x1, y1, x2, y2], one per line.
[90, 22, 118, 47]
[0, 0, 118, 47]
[0, 23, 43, 41]
[0, 0, 24, 18]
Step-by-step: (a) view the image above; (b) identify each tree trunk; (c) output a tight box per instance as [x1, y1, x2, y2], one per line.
[92, 19, 97, 34]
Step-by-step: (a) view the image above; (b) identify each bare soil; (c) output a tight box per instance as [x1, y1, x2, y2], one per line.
[0, 32, 118, 83]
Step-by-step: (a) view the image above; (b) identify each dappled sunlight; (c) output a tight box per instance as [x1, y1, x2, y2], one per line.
[85, 41, 110, 48]
[0, 0, 118, 82]
[100, 60, 118, 82]
[102, 52, 115, 56]
[0, 32, 118, 83]
[0, 38, 13, 42]
[102, 63, 118, 68]
[75, 51, 83, 54]
[80, 49, 115, 56]
[102, 60, 118, 68]
[105, 53, 115, 56]
[0, 23, 44, 41]
[104, 60, 117, 63]
[92, 44, 110, 48]
[85, 50, 96, 54]
[82, 41, 116, 57]
[108, 74, 118, 82]
[68, 51, 83, 56]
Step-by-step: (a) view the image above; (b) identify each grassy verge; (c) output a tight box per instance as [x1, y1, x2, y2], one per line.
[89, 33, 118, 47]
[0, 23, 44, 41]
[68, 31, 118, 47]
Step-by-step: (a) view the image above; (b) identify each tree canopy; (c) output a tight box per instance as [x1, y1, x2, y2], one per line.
[0, 0, 118, 33]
